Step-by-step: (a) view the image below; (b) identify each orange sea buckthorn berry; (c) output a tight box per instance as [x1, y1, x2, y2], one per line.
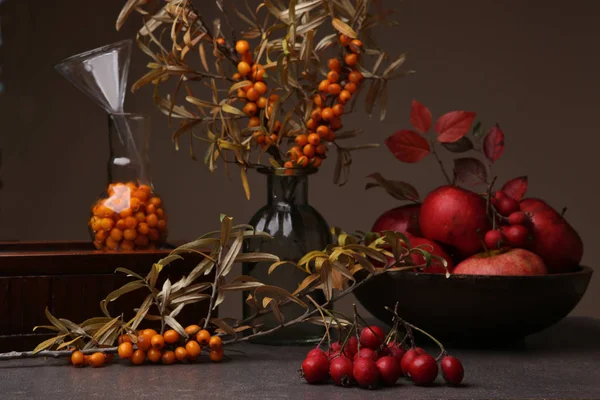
[288, 146, 303, 160]
[313, 157, 323, 168]
[284, 161, 294, 169]
[303, 144, 316, 158]
[151, 334, 165, 350]
[162, 350, 176, 365]
[295, 134, 309, 147]
[118, 334, 133, 344]
[237, 88, 247, 99]
[328, 83, 342, 95]
[253, 68, 266, 81]
[235, 40, 250, 54]
[137, 334, 152, 351]
[123, 229, 137, 242]
[121, 240, 135, 251]
[273, 120, 282, 132]
[254, 81, 267, 95]
[132, 189, 149, 202]
[313, 94, 323, 107]
[131, 349, 145, 365]
[196, 329, 211, 346]
[251, 63, 263, 72]
[90, 352, 105, 368]
[232, 72, 242, 80]
[135, 234, 150, 248]
[146, 203, 157, 215]
[71, 350, 85, 367]
[306, 118, 317, 131]
[316, 144, 327, 155]
[210, 349, 225, 362]
[105, 237, 118, 250]
[134, 211, 146, 223]
[266, 105, 274, 117]
[316, 125, 330, 139]
[349, 39, 363, 53]
[297, 155, 309, 168]
[243, 102, 258, 116]
[333, 103, 344, 117]
[216, 37, 226, 46]
[110, 228, 123, 242]
[93, 240, 103, 250]
[328, 58, 342, 72]
[185, 340, 202, 358]
[338, 90, 352, 104]
[307, 133, 320, 146]
[95, 230, 108, 242]
[90, 218, 102, 232]
[318, 79, 330, 93]
[142, 329, 158, 338]
[263, 135, 273, 146]
[185, 325, 201, 336]
[118, 342, 134, 359]
[100, 218, 114, 231]
[148, 228, 160, 242]
[321, 107, 334, 121]
[147, 348, 162, 363]
[209, 336, 223, 350]
[330, 117, 343, 131]
[246, 88, 259, 102]
[137, 222, 150, 236]
[327, 70, 340, 83]
[124, 216, 137, 229]
[156, 208, 165, 219]
[130, 197, 143, 212]
[256, 97, 268, 109]
[339, 34, 352, 46]
[237, 61, 251, 76]
[175, 347, 187, 362]
[248, 116, 261, 127]
[119, 207, 133, 219]
[348, 70, 363, 84]
[149, 197, 162, 207]
[344, 53, 358, 66]
[311, 109, 322, 122]
[269, 94, 280, 104]
[253, 131, 265, 144]
[146, 213, 158, 228]
[164, 329, 180, 344]
[270, 134, 278, 144]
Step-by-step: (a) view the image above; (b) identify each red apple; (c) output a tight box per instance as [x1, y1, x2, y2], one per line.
[453, 248, 547, 276]
[372, 204, 421, 236]
[419, 186, 490, 257]
[519, 198, 583, 273]
[408, 236, 455, 274]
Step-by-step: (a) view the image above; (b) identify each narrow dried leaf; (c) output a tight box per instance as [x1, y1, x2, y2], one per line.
[115, 267, 145, 280]
[44, 307, 68, 333]
[292, 274, 320, 296]
[254, 285, 307, 308]
[365, 172, 420, 202]
[222, 103, 246, 116]
[210, 318, 237, 336]
[220, 215, 233, 247]
[240, 167, 251, 200]
[235, 252, 280, 263]
[33, 334, 68, 354]
[164, 315, 188, 338]
[383, 53, 407, 77]
[332, 18, 357, 38]
[219, 281, 265, 291]
[199, 42, 209, 72]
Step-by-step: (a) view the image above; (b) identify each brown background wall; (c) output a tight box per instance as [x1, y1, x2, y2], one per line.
[0, 0, 598, 320]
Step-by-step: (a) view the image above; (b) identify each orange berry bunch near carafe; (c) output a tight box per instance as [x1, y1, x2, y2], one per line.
[232, 40, 281, 147]
[89, 181, 167, 251]
[284, 35, 364, 170]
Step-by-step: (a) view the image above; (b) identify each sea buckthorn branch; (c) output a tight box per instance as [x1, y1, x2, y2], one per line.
[116, 0, 411, 198]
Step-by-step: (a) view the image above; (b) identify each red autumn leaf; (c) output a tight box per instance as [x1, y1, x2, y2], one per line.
[410, 100, 432, 134]
[385, 130, 431, 163]
[435, 111, 476, 143]
[501, 176, 528, 200]
[483, 124, 505, 162]
[453, 157, 488, 186]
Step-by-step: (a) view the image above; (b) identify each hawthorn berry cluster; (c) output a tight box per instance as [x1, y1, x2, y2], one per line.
[300, 324, 464, 389]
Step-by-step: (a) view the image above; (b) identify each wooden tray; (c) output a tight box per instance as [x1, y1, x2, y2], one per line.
[0, 241, 213, 351]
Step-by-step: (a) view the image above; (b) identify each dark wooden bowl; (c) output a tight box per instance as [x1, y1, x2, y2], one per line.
[353, 266, 593, 346]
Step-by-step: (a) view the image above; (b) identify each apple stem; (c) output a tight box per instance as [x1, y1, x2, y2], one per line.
[561, 207, 568, 217]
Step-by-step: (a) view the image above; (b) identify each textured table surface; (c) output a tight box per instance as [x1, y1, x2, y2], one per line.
[1, 317, 599, 400]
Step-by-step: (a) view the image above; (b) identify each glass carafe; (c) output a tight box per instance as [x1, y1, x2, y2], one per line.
[242, 169, 331, 345]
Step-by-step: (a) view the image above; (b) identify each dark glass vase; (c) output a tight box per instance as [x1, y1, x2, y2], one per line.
[242, 169, 331, 345]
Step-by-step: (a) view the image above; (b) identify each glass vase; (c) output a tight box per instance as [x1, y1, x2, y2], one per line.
[88, 113, 168, 251]
[242, 168, 331, 345]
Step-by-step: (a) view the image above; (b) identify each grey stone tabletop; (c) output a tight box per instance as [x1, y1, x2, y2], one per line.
[1, 317, 599, 400]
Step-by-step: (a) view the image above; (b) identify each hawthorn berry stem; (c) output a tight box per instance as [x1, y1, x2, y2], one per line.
[430, 143, 452, 185]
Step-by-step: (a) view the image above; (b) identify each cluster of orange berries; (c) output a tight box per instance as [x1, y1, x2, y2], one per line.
[89, 182, 167, 251]
[69, 325, 225, 368]
[231, 40, 281, 149]
[284, 34, 364, 170]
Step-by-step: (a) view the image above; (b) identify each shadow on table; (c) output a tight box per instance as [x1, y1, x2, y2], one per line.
[524, 317, 600, 354]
